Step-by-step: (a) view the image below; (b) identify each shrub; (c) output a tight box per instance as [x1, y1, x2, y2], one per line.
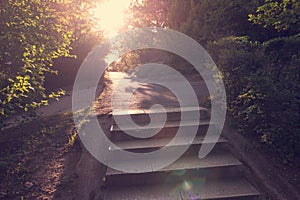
[207, 35, 300, 161]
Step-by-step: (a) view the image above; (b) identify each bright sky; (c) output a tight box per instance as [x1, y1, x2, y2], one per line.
[93, 0, 132, 37]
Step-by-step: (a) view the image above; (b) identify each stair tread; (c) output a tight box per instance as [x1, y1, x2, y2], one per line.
[111, 106, 208, 116]
[104, 177, 259, 200]
[111, 119, 211, 132]
[109, 135, 227, 151]
[106, 151, 241, 176]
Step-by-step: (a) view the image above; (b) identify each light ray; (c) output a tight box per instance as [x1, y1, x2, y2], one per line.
[92, 0, 131, 37]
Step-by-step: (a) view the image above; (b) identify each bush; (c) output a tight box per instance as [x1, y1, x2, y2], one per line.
[0, 0, 96, 125]
[207, 35, 300, 162]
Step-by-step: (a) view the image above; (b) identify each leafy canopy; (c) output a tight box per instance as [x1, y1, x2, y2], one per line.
[249, 0, 300, 33]
[0, 0, 96, 122]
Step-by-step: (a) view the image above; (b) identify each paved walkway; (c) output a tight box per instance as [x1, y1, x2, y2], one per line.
[1, 86, 74, 131]
[108, 72, 209, 110]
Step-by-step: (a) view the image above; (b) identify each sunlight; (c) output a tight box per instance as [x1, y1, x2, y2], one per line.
[93, 0, 131, 37]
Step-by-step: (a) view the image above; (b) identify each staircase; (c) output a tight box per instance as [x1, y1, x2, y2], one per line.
[102, 107, 260, 199]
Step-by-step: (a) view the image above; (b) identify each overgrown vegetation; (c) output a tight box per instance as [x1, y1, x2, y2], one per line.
[0, 0, 99, 125]
[207, 35, 300, 162]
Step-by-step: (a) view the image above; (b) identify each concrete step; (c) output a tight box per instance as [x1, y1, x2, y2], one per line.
[104, 177, 259, 200]
[105, 151, 242, 186]
[110, 119, 217, 141]
[110, 106, 210, 125]
[109, 135, 227, 153]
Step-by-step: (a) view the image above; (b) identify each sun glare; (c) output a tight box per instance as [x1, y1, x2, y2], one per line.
[93, 0, 131, 37]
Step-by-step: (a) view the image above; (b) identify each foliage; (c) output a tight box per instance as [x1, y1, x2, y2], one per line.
[249, 0, 300, 34]
[207, 35, 300, 161]
[128, 0, 171, 28]
[127, 0, 268, 76]
[0, 0, 96, 124]
[129, 0, 269, 43]
[108, 51, 142, 72]
[168, 0, 263, 43]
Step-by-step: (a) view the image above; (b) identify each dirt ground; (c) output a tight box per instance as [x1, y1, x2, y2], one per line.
[0, 113, 79, 199]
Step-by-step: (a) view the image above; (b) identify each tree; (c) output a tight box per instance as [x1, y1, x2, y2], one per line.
[206, 0, 300, 161]
[249, 0, 300, 35]
[0, 0, 97, 124]
[129, 0, 267, 43]
[128, 0, 171, 28]
[176, 0, 270, 42]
